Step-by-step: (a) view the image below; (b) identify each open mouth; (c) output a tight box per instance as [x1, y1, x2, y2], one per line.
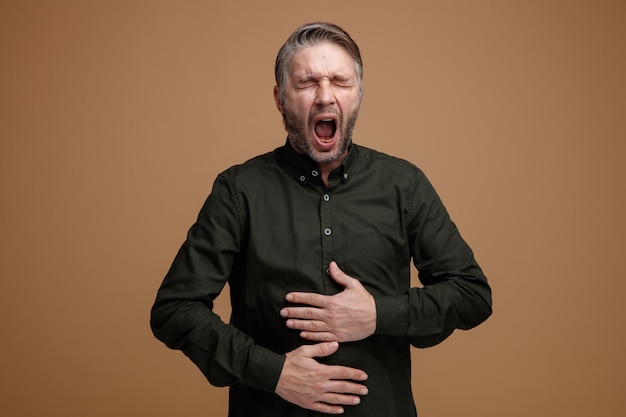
[314, 118, 337, 142]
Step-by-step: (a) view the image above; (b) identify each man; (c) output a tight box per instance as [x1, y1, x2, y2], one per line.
[151, 22, 492, 416]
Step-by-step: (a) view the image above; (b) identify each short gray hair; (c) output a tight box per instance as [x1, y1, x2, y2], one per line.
[274, 22, 363, 105]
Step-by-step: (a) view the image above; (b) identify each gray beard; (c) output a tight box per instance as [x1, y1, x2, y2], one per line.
[283, 107, 359, 164]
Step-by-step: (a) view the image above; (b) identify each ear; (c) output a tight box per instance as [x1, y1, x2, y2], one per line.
[273, 85, 285, 114]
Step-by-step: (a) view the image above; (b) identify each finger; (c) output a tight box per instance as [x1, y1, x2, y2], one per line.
[281, 306, 324, 320]
[329, 364, 369, 382]
[299, 330, 338, 342]
[308, 402, 345, 415]
[285, 318, 328, 331]
[300, 341, 339, 358]
[285, 292, 327, 307]
[326, 380, 369, 396]
[320, 391, 363, 407]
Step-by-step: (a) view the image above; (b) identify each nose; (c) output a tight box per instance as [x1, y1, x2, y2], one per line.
[315, 80, 335, 106]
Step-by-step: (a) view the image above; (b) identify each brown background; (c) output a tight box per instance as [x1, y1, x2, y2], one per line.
[1, 1, 625, 416]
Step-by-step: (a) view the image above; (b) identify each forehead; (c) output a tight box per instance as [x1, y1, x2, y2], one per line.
[288, 42, 357, 79]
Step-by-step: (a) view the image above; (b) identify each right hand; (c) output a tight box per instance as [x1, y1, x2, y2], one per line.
[275, 341, 369, 414]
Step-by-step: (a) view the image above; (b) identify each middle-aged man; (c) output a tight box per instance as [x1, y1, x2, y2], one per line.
[151, 21, 492, 416]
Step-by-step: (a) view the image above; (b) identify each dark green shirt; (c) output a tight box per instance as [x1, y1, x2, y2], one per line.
[151, 142, 492, 417]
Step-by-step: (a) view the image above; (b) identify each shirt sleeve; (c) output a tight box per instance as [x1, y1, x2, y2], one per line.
[150, 173, 285, 392]
[374, 167, 493, 348]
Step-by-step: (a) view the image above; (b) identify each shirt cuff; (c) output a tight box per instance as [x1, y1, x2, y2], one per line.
[243, 345, 286, 393]
[374, 294, 408, 336]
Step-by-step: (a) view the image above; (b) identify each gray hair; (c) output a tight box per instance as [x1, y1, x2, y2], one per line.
[274, 22, 363, 105]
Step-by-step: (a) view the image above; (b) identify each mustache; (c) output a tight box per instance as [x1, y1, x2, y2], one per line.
[308, 106, 341, 124]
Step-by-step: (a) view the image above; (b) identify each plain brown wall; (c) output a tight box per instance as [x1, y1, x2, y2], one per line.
[1, 1, 625, 416]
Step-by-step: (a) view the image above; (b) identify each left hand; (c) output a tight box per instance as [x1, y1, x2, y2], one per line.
[280, 261, 376, 343]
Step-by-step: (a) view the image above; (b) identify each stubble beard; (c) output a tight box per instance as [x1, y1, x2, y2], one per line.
[283, 106, 359, 165]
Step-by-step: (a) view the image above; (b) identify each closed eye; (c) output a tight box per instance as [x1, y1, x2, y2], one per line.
[294, 77, 317, 89]
[333, 79, 354, 88]
[294, 76, 355, 89]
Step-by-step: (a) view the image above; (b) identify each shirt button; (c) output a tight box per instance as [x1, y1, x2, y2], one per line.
[311, 170, 319, 177]
[299, 175, 306, 182]
[343, 173, 349, 180]
[323, 194, 330, 202]
[324, 228, 332, 236]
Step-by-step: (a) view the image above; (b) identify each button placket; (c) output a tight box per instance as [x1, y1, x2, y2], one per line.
[319, 190, 335, 293]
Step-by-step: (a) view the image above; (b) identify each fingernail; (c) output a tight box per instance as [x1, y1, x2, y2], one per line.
[353, 397, 361, 405]
[360, 387, 369, 395]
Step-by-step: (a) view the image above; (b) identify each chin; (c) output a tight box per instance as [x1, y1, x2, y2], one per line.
[310, 143, 349, 165]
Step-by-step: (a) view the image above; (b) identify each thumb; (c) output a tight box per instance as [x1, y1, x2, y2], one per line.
[306, 341, 339, 359]
[328, 261, 351, 288]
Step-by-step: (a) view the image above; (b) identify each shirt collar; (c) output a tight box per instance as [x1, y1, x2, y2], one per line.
[279, 139, 355, 186]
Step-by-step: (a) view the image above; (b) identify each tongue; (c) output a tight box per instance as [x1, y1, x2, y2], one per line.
[314, 120, 335, 139]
